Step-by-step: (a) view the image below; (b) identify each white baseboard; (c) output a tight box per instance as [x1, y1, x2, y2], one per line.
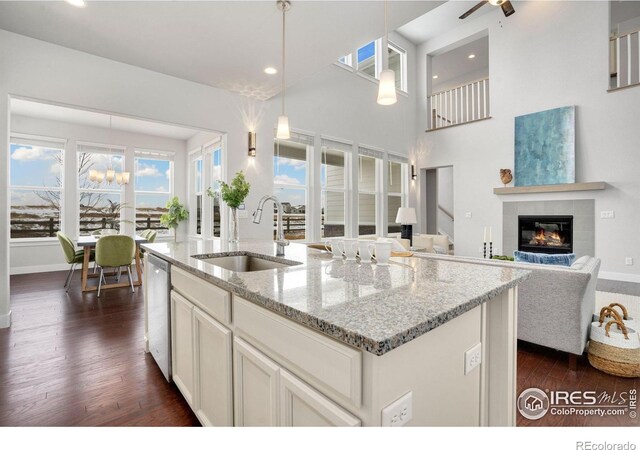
[10, 263, 69, 275]
[0, 310, 11, 328]
[598, 271, 640, 284]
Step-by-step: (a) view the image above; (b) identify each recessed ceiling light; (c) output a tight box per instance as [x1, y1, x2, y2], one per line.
[264, 67, 278, 75]
[65, 0, 86, 7]
[432, 75, 439, 79]
[468, 54, 476, 59]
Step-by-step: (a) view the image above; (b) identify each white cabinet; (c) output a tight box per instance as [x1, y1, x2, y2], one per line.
[171, 291, 194, 406]
[233, 337, 280, 426]
[233, 337, 360, 427]
[193, 308, 233, 426]
[279, 369, 361, 427]
[171, 290, 233, 426]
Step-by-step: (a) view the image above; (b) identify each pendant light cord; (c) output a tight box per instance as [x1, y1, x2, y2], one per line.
[281, 3, 286, 116]
[384, 0, 388, 70]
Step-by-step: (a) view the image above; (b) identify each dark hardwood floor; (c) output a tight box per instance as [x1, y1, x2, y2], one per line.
[1, 271, 637, 427]
[1, 270, 198, 426]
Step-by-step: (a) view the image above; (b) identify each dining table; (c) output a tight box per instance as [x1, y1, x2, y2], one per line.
[76, 234, 148, 293]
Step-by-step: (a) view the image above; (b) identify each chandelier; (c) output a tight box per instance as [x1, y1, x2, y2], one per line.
[89, 115, 130, 185]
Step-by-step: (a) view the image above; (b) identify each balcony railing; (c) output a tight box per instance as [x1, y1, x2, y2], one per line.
[427, 77, 490, 131]
[610, 29, 640, 91]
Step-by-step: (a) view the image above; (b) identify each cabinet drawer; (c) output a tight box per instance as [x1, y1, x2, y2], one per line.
[234, 296, 362, 408]
[171, 266, 231, 325]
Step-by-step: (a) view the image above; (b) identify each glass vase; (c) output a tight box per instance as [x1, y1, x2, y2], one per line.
[229, 207, 239, 244]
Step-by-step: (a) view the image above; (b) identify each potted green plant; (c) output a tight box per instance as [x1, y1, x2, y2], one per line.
[207, 171, 250, 244]
[160, 197, 189, 243]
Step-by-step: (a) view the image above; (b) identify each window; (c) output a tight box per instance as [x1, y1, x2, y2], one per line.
[321, 139, 350, 238]
[9, 135, 65, 239]
[358, 148, 382, 236]
[77, 144, 125, 235]
[388, 41, 407, 92]
[193, 157, 203, 236]
[337, 54, 353, 67]
[387, 158, 408, 234]
[210, 146, 223, 238]
[357, 41, 378, 78]
[274, 133, 311, 241]
[134, 151, 173, 234]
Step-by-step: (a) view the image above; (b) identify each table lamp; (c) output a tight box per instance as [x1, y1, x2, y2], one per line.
[395, 207, 417, 247]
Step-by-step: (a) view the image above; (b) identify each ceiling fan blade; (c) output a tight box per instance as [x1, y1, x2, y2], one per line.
[459, 1, 488, 20]
[501, 0, 516, 17]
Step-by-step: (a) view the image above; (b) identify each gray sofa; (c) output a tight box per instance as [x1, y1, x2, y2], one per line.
[414, 253, 601, 357]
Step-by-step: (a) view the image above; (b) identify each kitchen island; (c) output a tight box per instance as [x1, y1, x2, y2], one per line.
[142, 239, 530, 427]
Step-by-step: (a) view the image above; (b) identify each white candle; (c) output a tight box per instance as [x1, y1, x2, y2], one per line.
[483, 227, 487, 243]
[489, 226, 492, 243]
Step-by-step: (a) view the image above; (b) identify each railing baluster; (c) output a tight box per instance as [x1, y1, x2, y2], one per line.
[628, 34, 632, 87]
[483, 79, 487, 119]
[466, 84, 469, 122]
[617, 36, 621, 88]
[471, 83, 475, 121]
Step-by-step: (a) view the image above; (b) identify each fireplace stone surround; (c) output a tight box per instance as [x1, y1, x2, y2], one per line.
[503, 200, 595, 258]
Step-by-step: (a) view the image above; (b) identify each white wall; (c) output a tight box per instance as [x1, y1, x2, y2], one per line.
[412, 1, 640, 281]
[437, 166, 454, 240]
[8, 114, 188, 274]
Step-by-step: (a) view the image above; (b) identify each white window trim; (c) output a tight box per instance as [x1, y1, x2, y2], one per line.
[320, 143, 351, 240]
[273, 130, 312, 242]
[77, 143, 126, 236]
[388, 40, 408, 93]
[9, 133, 67, 240]
[190, 153, 204, 237]
[134, 152, 174, 235]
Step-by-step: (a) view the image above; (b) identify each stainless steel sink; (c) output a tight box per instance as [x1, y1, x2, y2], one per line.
[192, 253, 301, 272]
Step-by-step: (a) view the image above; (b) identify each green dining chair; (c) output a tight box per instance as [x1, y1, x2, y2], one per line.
[57, 231, 95, 292]
[138, 229, 157, 256]
[95, 235, 136, 297]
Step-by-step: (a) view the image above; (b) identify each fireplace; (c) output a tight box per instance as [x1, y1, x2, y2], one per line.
[518, 215, 573, 254]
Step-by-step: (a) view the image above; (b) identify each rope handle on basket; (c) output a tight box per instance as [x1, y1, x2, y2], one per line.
[604, 319, 630, 339]
[599, 306, 624, 328]
[608, 302, 630, 320]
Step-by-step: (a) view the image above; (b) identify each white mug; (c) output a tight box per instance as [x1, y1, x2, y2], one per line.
[372, 241, 392, 266]
[324, 238, 345, 259]
[343, 238, 359, 261]
[357, 240, 374, 263]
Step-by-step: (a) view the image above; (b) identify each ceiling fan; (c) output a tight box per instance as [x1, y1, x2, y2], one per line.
[459, 0, 515, 20]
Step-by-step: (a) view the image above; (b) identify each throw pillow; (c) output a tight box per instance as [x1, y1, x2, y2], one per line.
[570, 255, 590, 270]
[513, 250, 576, 267]
[433, 245, 447, 255]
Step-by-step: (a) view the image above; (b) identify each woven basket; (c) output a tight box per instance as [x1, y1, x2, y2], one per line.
[588, 319, 640, 378]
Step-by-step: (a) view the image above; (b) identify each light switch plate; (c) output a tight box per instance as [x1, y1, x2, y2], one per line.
[625, 257, 634, 266]
[465, 212, 472, 219]
[600, 211, 615, 219]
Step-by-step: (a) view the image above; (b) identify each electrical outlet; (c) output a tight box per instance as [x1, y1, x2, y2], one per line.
[465, 343, 482, 375]
[625, 257, 634, 266]
[465, 212, 472, 219]
[381, 392, 413, 427]
[600, 210, 615, 219]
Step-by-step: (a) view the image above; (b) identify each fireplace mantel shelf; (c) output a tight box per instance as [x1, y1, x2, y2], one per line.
[494, 182, 606, 195]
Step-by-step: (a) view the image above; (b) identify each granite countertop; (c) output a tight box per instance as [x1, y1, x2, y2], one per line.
[143, 239, 531, 356]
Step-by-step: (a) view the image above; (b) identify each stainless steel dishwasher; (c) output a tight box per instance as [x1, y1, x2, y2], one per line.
[147, 254, 172, 382]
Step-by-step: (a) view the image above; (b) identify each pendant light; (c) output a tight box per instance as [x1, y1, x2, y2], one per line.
[377, 0, 397, 106]
[276, 0, 291, 140]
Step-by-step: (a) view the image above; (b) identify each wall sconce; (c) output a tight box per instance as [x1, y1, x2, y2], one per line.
[248, 131, 257, 157]
[411, 164, 417, 180]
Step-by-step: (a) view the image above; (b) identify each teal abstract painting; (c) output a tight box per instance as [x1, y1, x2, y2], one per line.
[514, 106, 575, 186]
